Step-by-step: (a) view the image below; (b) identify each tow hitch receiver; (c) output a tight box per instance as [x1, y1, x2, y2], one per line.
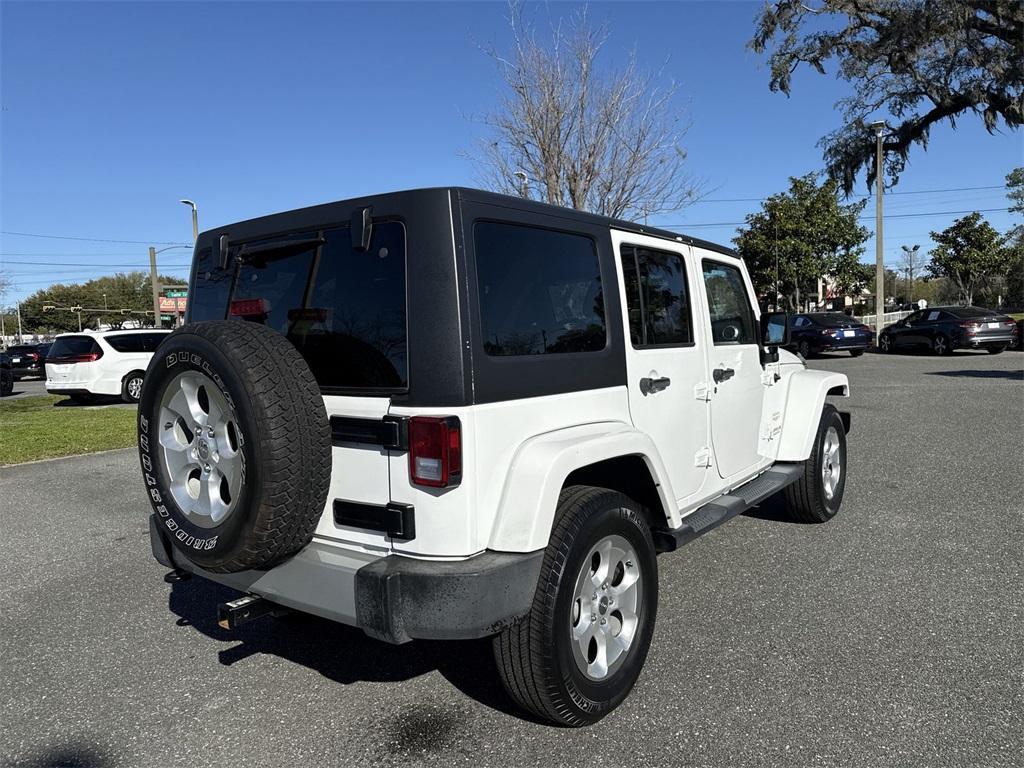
[217, 594, 285, 630]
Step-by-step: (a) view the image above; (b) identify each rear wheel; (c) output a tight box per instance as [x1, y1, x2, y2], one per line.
[987, 346, 1005, 355]
[879, 334, 892, 353]
[932, 334, 951, 356]
[493, 486, 658, 726]
[798, 339, 811, 358]
[121, 371, 145, 403]
[783, 404, 847, 523]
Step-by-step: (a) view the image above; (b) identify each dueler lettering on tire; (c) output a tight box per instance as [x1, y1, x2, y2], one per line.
[137, 320, 331, 573]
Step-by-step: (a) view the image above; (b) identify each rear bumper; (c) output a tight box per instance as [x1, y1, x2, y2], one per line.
[150, 515, 543, 644]
[959, 333, 1013, 348]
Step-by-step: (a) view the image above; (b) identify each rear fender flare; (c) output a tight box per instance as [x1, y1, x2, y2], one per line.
[487, 422, 677, 552]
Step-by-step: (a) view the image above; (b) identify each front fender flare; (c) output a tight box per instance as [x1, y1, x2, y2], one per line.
[487, 422, 677, 553]
[775, 369, 850, 462]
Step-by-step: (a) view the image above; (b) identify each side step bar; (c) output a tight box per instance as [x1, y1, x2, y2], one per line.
[652, 463, 804, 553]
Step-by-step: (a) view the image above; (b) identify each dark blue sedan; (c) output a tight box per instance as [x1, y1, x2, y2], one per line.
[788, 312, 874, 358]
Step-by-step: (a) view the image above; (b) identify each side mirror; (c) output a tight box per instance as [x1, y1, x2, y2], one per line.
[761, 311, 790, 348]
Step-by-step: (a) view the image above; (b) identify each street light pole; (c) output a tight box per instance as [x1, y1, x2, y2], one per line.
[871, 121, 886, 339]
[180, 199, 199, 243]
[16, 302, 23, 341]
[901, 244, 920, 306]
[149, 246, 161, 328]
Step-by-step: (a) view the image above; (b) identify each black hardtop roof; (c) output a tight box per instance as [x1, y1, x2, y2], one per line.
[197, 186, 738, 259]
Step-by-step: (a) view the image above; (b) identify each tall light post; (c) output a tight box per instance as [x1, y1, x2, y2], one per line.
[180, 199, 199, 243]
[870, 120, 886, 339]
[512, 171, 529, 199]
[901, 244, 920, 306]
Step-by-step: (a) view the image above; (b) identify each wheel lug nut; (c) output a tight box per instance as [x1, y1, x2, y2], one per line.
[600, 618, 607, 625]
[207, 426, 215, 437]
[625, 560, 633, 568]
[591, 614, 596, 622]
[601, 583, 607, 590]
[204, 464, 211, 473]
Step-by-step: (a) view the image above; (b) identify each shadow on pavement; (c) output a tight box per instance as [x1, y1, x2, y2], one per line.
[925, 369, 1024, 380]
[167, 576, 534, 722]
[18, 742, 111, 768]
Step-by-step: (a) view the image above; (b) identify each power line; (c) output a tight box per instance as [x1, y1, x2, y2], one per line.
[1, 230, 190, 246]
[691, 184, 1004, 204]
[663, 207, 1011, 229]
[1, 259, 192, 267]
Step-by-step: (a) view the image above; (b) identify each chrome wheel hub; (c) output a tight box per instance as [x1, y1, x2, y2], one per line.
[821, 425, 842, 500]
[156, 371, 242, 528]
[570, 533, 641, 681]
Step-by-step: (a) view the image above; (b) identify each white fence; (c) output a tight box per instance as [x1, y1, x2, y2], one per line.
[855, 310, 914, 326]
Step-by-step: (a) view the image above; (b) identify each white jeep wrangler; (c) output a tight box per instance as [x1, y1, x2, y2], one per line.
[138, 188, 850, 726]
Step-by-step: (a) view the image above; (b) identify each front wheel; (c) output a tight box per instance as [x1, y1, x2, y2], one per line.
[783, 404, 847, 523]
[879, 334, 892, 353]
[932, 334, 951, 356]
[493, 486, 658, 726]
[798, 339, 812, 358]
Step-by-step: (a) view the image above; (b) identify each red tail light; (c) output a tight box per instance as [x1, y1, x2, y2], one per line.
[961, 321, 982, 334]
[27, 353, 39, 361]
[50, 352, 102, 364]
[408, 416, 461, 488]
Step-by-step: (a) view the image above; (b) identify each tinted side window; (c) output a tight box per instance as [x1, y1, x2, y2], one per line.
[620, 246, 693, 347]
[475, 222, 606, 356]
[105, 333, 168, 353]
[702, 261, 756, 345]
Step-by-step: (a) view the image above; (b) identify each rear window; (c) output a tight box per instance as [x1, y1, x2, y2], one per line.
[192, 221, 408, 391]
[104, 332, 168, 353]
[49, 336, 99, 358]
[949, 306, 994, 318]
[474, 221, 606, 356]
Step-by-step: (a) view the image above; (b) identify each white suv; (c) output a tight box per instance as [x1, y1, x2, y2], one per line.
[46, 329, 170, 404]
[138, 188, 851, 726]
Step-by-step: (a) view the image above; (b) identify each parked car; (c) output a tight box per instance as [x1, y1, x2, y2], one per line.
[137, 187, 852, 726]
[5, 342, 51, 379]
[878, 306, 1017, 355]
[45, 330, 170, 403]
[0, 352, 12, 397]
[787, 312, 874, 358]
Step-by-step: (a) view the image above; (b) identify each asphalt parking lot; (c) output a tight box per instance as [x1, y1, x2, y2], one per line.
[2, 350, 1021, 768]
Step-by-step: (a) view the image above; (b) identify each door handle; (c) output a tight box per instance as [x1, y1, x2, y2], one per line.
[639, 376, 671, 395]
[713, 367, 735, 384]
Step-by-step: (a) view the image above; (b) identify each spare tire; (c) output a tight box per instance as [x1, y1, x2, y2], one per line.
[137, 320, 331, 573]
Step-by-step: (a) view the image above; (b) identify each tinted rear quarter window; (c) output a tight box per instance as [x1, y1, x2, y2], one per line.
[104, 333, 168, 353]
[474, 221, 606, 356]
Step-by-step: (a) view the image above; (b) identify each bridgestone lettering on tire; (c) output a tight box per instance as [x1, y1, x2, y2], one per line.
[493, 486, 658, 726]
[137, 320, 331, 573]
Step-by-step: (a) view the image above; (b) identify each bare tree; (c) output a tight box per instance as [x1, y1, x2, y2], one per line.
[472, 5, 701, 221]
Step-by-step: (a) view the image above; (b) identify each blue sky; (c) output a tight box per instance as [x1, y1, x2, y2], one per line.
[1, 0, 1020, 305]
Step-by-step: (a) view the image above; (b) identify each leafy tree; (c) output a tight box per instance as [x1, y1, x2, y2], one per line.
[926, 212, 1007, 305]
[733, 174, 870, 309]
[472, 4, 701, 219]
[750, 1, 1024, 193]
[18, 272, 186, 334]
[1007, 167, 1024, 215]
